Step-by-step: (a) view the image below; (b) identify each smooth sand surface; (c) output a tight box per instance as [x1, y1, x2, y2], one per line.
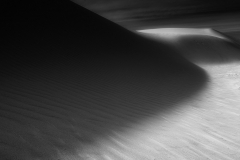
[1, 1, 240, 160]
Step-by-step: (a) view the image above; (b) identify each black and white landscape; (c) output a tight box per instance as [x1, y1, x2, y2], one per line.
[1, 0, 240, 159]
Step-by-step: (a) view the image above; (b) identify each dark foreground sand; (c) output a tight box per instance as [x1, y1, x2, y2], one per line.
[1, 1, 240, 160]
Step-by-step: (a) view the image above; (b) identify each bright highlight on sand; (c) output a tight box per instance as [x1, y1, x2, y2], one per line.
[137, 28, 231, 41]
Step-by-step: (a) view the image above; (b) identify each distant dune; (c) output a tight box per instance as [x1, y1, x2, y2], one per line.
[2, 1, 240, 160]
[138, 28, 240, 64]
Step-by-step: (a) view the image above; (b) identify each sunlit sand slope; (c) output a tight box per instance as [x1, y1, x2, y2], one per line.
[0, 1, 207, 160]
[133, 28, 240, 160]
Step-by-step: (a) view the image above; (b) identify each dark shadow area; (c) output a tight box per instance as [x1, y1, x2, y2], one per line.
[0, 0, 208, 159]
[221, 31, 240, 44]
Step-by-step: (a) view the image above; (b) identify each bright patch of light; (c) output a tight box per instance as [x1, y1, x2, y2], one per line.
[137, 28, 231, 42]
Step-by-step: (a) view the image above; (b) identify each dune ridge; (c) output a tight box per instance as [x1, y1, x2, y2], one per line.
[2, 0, 240, 160]
[0, 1, 209, 159]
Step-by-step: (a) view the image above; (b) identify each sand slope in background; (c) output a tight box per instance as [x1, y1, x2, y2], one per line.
[138, 28, 240, 64]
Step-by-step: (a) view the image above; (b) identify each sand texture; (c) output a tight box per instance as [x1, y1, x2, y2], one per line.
[1, 1, 240, 160]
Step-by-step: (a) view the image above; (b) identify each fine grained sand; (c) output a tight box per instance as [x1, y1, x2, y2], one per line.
[1, 1, 240, 160]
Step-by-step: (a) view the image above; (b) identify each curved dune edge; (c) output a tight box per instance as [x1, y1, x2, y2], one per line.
[76, 30, 240, 159]
[83, 28, 240, 160]
[0, 1, 208, 160]
[1, 1, 240, 160]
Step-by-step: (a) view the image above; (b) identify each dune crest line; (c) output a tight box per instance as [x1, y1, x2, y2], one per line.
[0, 1, 210, 159]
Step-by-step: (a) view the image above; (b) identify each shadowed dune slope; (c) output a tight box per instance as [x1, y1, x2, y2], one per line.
[0, 1, 207, 159]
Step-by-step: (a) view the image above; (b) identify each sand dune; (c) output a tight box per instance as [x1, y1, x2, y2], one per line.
[138, 28, 240, 64]
[1, 1, 240, 160]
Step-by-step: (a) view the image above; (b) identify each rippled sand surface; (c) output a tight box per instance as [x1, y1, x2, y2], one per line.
[1, 1, 240, 160]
